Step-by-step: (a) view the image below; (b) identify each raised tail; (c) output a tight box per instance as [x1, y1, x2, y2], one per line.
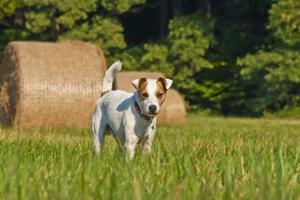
[101, 61, 122, 96]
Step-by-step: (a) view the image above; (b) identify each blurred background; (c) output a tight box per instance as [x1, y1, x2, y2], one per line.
[0, 0, 300, 118]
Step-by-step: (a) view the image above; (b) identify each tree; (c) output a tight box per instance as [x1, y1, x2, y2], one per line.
[1, 0, 299, 116]
[118, 12, 215, 109]
[238, 0, 300, 115]
[0, 0, 145, 56]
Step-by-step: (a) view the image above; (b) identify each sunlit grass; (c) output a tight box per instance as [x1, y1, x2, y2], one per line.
[0, 115, 300, 199]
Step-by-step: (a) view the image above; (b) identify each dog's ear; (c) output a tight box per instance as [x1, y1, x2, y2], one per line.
[132, 79, 139, 89]
[157, 77, 173, 91]
[132, 77, 147, 90]
[165, 78, 173, 89]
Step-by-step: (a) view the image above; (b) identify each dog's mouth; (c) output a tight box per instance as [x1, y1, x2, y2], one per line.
[148, 110, 159, 116]
[149, 112, 156, 116]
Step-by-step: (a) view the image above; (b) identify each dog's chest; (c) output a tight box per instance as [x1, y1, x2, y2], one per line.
[133, 122, 155, 141]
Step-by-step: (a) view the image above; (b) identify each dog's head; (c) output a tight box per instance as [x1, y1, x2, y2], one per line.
[132, 77, 173, 117]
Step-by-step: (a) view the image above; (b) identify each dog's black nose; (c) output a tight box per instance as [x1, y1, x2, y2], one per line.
[149, 105, 157, 113]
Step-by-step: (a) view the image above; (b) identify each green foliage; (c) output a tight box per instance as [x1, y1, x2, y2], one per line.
[119, 14, 215, 109]
[167, 14, 214, 90]
[0, 0, 19, 20]
[63, 16, 126, 55]
[117, 43, 171, 76]
[240, 50, 300, 84]
[268, 0, 300, 45]
[24, 0, 97, 31]
[1, 0, 300, 116]
[239, 50, 300, 113]
[101, 0, 145, 14]
[0, 0, 144, 54]
[114, 45, 145, 71]
[201, 0, 272, 115]
[238, 0, 300, 115]
[140, 43, 172, 76]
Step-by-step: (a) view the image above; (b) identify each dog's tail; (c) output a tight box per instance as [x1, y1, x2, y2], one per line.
[101, 60, 122, 96]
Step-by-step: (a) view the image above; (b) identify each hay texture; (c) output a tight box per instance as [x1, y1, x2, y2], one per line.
[114, 72, 186, 124]
[114, 71, 164, 92]
[0, 40, 106, 128]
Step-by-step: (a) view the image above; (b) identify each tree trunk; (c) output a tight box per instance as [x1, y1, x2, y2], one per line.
[160, 0, 169, 36]
[171, 0, 183, 16]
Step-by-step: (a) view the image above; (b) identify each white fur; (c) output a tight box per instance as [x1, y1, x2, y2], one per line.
[92, 61, 173, 159]
[101, 61, 122, 93]
[165, 78, 173, 90]
[131, 79, 139, 90]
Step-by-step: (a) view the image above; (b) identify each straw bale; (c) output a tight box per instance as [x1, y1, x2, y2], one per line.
[158, 89, 186, 124]
[114, 71, 186, 124]
[114, 71, 164, 92]
[0, 40, 106, 128]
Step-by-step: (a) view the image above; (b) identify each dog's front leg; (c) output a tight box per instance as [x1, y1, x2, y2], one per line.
[124, 135, 138, 160]
[142, 126, 156, 155]
[142, 140, 152, 155]
[123, 111, 140, 159]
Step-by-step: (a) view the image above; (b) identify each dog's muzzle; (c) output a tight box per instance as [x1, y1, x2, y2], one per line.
[149, 105, 157, 114]
[134, 101, 155, 124]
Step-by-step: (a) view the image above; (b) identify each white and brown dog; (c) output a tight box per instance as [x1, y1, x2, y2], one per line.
[92, 61, 173, 159]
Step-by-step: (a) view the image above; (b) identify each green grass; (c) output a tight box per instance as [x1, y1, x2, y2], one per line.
[1, 115, 300, 200]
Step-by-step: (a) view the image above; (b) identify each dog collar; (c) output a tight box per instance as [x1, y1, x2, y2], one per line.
[134, 101, 153, 124]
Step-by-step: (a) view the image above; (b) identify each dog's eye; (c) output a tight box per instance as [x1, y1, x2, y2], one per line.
[141, 92, 149, 98]
[157, 92, 164, 97]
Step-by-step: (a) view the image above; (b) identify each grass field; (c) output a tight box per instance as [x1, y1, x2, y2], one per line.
[0, 115, 300, 200]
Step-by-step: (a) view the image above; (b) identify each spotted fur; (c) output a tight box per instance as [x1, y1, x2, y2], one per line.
[93, 61, 173, 159]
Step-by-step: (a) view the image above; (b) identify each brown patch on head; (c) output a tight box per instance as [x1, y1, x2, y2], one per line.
[138, 77, 149, 100]
[156, 77, 167, 105]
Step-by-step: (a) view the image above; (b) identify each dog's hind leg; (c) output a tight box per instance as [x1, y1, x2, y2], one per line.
[92, 109, 106, 154]
[94, 123, 106, 154]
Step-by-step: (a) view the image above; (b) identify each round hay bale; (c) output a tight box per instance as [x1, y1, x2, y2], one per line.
[159, 89, 186, 124]
[0, 40, 106, 129]
[114, 71, 186, 124]
[114, 71, 164, 92]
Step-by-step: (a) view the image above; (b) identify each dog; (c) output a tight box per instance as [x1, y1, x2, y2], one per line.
[92, 61, 173, 159]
